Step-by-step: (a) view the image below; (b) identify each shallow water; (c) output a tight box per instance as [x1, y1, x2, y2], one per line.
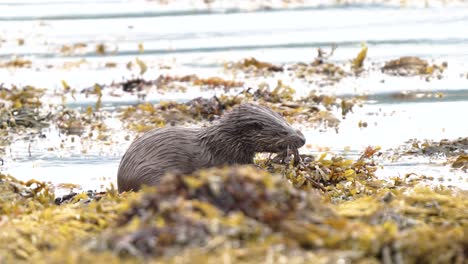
[1, 0, 467, 193]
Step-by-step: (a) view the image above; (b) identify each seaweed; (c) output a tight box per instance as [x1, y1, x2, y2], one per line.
[387, 137, 468, 173]
[0, 172, 123, 262]
[96, 43, 107, 55]
[293, 45, 345, 81]
[125, 58, 148, 75]
[231, 57, 284, 72]
[193, 77, 244, 90]
[0, 162, 467, 263]
[119, 84, 355, 133]
[0, 85, 45, 109]
[100, 166, 467, 262]
[0, 85, 50, 131]
[225, 47, 351, 86]
[116, 75, 244, 93]
[351, 43, 368, 72]
[80, 84, 103, 110]
[119, 95, 242, 132]
[290, 59, 347, 83]
[261, 146, 382, 198]
[0, 57, 32, 68]
[135, 58, 147, 75]
[60, 43, 87, 55]
[381, 56, 446, 78]
[55, 107, 109, 137]
[0, 108, 50, 130]
[54, 190, 107, 205]
[451, 155, 468, 171]
[391, 137, 467, 159]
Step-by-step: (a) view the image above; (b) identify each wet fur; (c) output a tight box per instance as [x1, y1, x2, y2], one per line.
[117, 103, 305, 192]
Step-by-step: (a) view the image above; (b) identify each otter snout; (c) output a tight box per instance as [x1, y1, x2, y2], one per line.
[292, 129, 306, 148]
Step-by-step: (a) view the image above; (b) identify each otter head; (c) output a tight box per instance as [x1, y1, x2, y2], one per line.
[221, 103, 306, 154]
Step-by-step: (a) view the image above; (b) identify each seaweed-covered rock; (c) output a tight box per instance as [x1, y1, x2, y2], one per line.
[225, 57, 283, 75]
[390, 137, 468, 170]
[0, 173, 124, 262]
[119, 83, 356, 133]
[0, 85, 45, 109]
[99, 166, 467, 263]
[381, 56, 446, 77]
[99, 166, 333, 258]
[0, 108, 50, 130]
[0, 167, 467, 263]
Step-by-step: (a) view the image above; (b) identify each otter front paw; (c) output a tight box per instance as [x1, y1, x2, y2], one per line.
[271, 149, 302, 166]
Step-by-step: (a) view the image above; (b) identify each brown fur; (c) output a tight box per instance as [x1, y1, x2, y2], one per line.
[117, 103, 305, 192]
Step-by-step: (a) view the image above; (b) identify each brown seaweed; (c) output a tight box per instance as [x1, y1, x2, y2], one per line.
[382, 56, 446, 78]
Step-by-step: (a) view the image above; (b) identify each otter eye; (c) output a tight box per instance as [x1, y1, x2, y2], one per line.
[277, 131, 288, 136]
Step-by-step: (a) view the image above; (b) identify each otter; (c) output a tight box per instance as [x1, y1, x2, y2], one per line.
[117, 103, 306, 192]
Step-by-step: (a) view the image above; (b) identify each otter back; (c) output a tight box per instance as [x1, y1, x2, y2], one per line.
[117, 127, 201, 192]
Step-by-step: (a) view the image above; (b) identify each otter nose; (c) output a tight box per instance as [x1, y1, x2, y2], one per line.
[294, 129, 306, 147]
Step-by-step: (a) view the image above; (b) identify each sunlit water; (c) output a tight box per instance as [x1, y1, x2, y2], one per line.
[1, 0, 467, 193]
